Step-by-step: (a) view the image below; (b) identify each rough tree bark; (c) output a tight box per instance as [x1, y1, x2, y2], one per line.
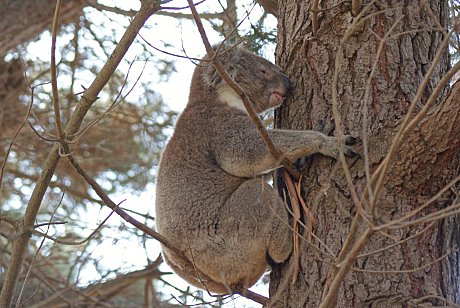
[270, 1, 460, 307]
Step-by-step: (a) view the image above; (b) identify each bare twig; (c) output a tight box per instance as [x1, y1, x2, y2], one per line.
[352, 249, 452, 274]
[161, 0, 207, 11]
[387, 203, 460, 230]
[321, 3, 385, 306]
[233, 286, 269, 306]
[320, 228, 374, 308]
[364, 15, 404, 219]
[15, 191, 64, 307]
[0, 214, 17, 226]
[329, 3, 382, 266]
[357, 222, 435, 258]
[65, 152, 180, 254]
[33, 221, 68, 228]
[139, 34, 204, 61]
[50, 0, 65, 140]
[71, 58, 146, 141]
[377, 175, 460, 230]
[31, 201, 121, 246]
[282, 170, 301, 284]
[311, 0, 319, 36]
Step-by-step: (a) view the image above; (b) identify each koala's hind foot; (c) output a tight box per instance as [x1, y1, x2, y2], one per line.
[223, 179, 292, 261]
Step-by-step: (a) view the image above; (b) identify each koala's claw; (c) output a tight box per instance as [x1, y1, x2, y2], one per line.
[344, 146, 361, 159]
[344, 135, 361, 146]
[335, 135, 361, 159]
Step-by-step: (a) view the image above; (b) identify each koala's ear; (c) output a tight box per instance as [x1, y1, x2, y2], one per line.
[203, 61, 222, 88]
[203, 46, 240, 87]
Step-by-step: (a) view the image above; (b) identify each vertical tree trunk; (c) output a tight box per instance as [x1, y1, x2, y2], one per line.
[270, 1, 460, 307]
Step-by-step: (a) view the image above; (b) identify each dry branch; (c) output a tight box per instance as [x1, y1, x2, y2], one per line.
[65, 152, 180, 254]
[50, 0, 65, 140]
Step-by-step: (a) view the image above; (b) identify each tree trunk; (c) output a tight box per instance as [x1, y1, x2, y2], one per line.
[270, 1, 460, 307]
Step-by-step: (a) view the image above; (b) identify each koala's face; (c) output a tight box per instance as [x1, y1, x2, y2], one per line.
[231, 49, 292, 113]
[204, 47, 292, 114]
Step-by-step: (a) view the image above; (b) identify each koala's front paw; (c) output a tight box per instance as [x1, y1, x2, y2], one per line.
[326, 135, 360, 159]
[343, 135, 360, 146]
[341, 135, 361, 158]
[343, 145, 360, 159]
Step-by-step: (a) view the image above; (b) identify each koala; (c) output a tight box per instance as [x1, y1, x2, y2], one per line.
[155, 46, 357, 294]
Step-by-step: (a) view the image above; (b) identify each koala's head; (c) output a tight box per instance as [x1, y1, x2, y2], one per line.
[202, 46, 292, 114]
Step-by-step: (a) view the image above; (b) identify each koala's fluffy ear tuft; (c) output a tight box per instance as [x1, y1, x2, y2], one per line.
[202, 44, 240, 88]
[203, 62, 222, 88]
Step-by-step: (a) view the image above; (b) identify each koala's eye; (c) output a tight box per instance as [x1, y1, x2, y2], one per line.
[261, 69, 267, 74]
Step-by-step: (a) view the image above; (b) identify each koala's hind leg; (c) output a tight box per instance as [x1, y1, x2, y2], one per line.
[219, 179, 292, 268]
[164, 179, 293, 294]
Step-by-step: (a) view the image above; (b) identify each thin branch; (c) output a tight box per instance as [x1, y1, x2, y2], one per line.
[352, 249, 451, 274]
[27, 121, 57, 142]
[33, 221, 68, 228]
[161, 0, 207, 10]
[50, 0, 65, 140]
[15, 191, 64, 307]
[377, 175, 460, 230]
[320, 4, 407, 307]
[331, 2, 382, 264]
[65, 152, 181, 254]
[320, 228, 374, 308]
[31, 202, 120, 246]
[139, 34, 204, 61]
[364, 15, 404, 219]
[0, 214, 17, 226]
[85, 0, 137, 16]
[311, 0, 319, 36]
[387, 203, 460, 230]
[233, 286, 268, 306]
[71, 57, 145, 141]
[357, 222, 435, 258]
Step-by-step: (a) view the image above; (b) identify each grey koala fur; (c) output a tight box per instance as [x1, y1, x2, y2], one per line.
[155, 46, 357, 294]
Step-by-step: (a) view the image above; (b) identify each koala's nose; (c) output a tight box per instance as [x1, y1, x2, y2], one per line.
[283, 75, 292, 95]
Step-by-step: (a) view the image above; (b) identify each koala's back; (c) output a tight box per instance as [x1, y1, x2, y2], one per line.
[155, 103, 245, 244]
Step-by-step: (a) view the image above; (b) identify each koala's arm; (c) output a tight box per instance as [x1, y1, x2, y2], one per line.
[213, 126, 355, 178]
